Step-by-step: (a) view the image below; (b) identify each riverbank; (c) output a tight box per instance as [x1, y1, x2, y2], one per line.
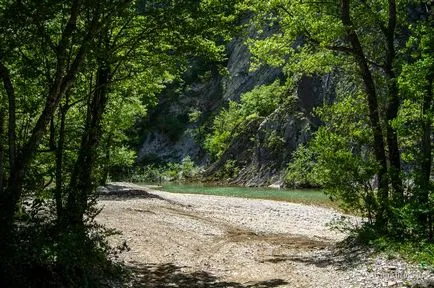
[97, 182, 434, 288]
[139, 182, 336, 209]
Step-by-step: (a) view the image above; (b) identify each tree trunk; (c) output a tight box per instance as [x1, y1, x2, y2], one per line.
[100, 133, 112, 186]
[55, 98, 70, 219]
[0, 108, 5, 194]
[0, 61, 16, 179]
[66, 60, 110, 226]
[341, 0, 389, 226]
[0, 61, 18, 241]
[49, 117, 56, 151]
[0, 0, 92, 242]
[384, 0, 403, 206]
[420, 71, 433, 240]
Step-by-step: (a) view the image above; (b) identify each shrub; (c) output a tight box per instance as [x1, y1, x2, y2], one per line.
[285, 93, 379, 219]
[204, 81, 284, 159]
[0, 207, 124, 287]
[163, 156, 201, 181]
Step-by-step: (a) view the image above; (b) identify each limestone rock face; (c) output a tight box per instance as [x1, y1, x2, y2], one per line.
[206, 75, 334, 186]
[138, 31, 333, 185]
[137, 64, 223, 165]
[222, 35, 282, 102]
[138, 32, 281, 165]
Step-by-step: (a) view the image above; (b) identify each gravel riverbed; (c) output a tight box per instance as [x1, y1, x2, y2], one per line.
[97, 182, 434, 288]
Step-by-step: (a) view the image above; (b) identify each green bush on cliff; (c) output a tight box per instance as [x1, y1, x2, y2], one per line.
[205, 80, 284, 159]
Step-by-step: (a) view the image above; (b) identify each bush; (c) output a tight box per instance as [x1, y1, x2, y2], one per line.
[125, 157, 202, 184]
[129, 165, 164, 183]
[214, 159, 240, 179]
[204, 81, 284, 159]
[0, 210, 124, 287]
[285, 93, 379, 219]
[163, 156, 201, 181]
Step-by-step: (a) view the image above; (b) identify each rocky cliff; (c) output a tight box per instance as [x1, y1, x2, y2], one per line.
[137, 32, 281, 164]
[204, 75, 334, 186]
[137, 31, 333, 185]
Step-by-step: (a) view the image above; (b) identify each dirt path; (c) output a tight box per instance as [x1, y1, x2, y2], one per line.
[97, 182, 433, 288]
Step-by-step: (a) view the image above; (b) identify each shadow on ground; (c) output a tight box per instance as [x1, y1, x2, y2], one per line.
[261, 238, 373, 271]
[124, 262, 288, 288]
[98, 184, 166, 201]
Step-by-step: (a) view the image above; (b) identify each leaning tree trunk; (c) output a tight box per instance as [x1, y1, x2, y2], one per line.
[341, 0, 389, 227]
[66, 60, 110, 227]
[0, 60, 18, 243]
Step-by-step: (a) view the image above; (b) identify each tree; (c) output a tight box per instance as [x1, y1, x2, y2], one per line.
[0, 0, 132, 240]
[0, 0, 242, 284]
[396, 18, 433, 239]
[240, 0, 433, 236]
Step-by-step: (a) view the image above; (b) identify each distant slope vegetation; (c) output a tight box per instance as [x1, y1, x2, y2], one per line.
[135, 28, 335, 186]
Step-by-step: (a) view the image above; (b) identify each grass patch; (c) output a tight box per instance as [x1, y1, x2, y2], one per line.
[369, 237, 434, 268]
[350, 225, 434, 268]
[397, 242, 434, 268]
[148, 183, 338, 208]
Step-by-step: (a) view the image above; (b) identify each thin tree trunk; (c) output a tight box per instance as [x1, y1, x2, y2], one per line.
[421, 71, 433, 240]
[0, 109, 5, 193]
[49, 117, 56, 151]
[55, 96, 70, 219]
[341, 0, 389, 226]
[384, 0, 403, 205]
[100, 133, 112, 186]
[0, 61, 16, 179]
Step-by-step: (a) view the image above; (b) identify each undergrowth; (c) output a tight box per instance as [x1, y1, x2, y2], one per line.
[0, 205, 127, 287]
[349, 224, 434, 268]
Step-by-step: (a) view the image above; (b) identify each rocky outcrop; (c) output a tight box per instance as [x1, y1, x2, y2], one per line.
[138, 32, 281, 165]
[137, 61, 223, 165]
[222, 35, 282, 102]
[137, 28, 334, 185]
[205, 74, 334, 186]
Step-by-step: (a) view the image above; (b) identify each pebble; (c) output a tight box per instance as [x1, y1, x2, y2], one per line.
[99, 182, 434, 288]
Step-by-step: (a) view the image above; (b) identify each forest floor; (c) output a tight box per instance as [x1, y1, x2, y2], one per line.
[97, 182, 434, 288]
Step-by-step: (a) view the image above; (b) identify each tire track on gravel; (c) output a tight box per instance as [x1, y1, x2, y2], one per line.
[98, 183, 434, 288]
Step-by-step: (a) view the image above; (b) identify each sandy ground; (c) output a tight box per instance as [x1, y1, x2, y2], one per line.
[97, 182, 434, 288]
